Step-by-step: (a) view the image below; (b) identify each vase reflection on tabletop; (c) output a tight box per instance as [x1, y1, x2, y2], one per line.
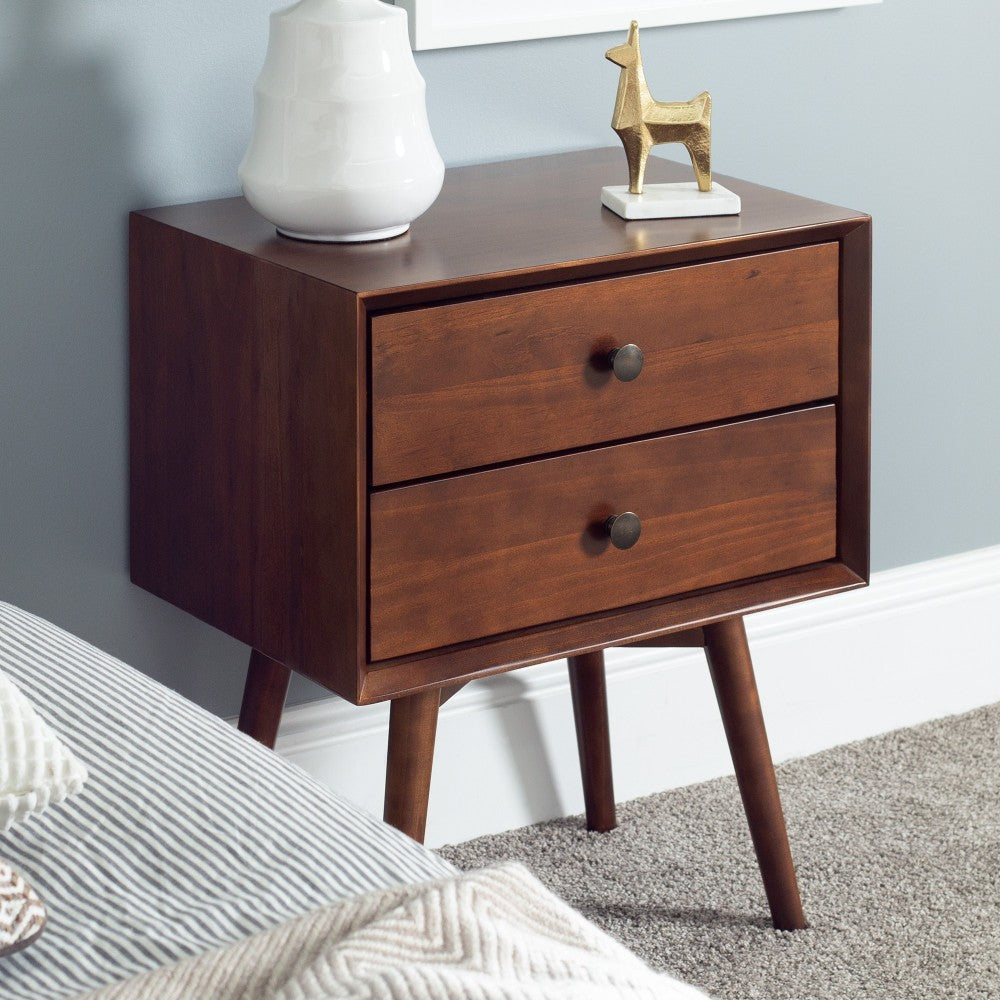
[240, 0, 444, 243]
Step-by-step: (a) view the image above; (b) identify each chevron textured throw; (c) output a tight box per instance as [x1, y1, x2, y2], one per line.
[79, 864, 713, 999]
[0, 860, 46, 958]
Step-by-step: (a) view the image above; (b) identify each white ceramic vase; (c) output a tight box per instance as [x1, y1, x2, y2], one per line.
[239, 0, 444, 243]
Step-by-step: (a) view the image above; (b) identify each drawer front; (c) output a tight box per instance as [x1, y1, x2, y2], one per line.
[369, 406, 837, 661]
[371, 243, 839, 486]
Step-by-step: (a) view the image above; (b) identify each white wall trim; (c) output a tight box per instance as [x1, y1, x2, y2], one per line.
[274, 545, 1000, 847]
[397, 1, 882, 51]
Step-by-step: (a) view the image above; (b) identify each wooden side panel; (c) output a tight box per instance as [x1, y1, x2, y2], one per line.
[371, 243, 839, 484]
[370, 407, 837, 661]
[129, 215, 365, 700]
[838, 219, 872, 581]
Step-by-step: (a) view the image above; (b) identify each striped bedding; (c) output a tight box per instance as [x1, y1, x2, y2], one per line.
[0, 602, 454, 999]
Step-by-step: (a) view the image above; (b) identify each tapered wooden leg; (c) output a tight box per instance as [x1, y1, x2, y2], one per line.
[383, 689, 441, 844]
[568, 651, 617, 832]
[237, 648, 291, 750]
[703, 617, 807, 931]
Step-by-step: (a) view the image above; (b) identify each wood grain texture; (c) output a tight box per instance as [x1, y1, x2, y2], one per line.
[568, 651, 617, 833]
[361, 562, 864, 703]
[130, 150, 870, 708]
[371, 243, 839, 484]
[369, 407, 837, 660]
[131, 151, 870, 911]
[129, 215, 367, 700]
[703, 617, 807, 930]
[383, 689, 441, 843]
[237, 648, 292, 749]
[134, 149, 867, 309]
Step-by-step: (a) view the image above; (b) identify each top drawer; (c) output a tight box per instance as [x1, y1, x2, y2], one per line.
[370, 242, 839, 486]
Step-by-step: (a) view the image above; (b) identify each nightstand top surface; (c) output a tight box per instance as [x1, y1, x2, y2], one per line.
[135, 147, 868, 303]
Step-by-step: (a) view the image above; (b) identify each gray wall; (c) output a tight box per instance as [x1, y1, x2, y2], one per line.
[1, 0, 997, 717]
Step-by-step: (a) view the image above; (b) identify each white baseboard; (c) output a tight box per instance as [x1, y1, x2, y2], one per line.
[274, 546, 1000, 848]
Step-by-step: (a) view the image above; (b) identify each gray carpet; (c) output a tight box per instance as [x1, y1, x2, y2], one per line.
[438, 703, 1000, 999]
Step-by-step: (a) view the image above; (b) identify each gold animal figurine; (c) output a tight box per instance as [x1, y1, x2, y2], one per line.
[606, 21, 712, 195]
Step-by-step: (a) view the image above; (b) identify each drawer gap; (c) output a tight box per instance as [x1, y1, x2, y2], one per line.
[369, 396, 837, 494]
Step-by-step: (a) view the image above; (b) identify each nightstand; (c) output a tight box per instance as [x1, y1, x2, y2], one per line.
[130, 148, 871, 930]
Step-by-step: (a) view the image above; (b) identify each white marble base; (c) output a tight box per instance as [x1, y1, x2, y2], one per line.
[601, 181, 741, 220]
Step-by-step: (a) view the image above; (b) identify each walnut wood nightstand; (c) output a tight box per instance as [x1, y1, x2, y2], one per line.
[130, 148, 871, 930]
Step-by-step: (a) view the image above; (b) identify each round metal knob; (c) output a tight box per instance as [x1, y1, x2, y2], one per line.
[608, 344, 644, 382]
[605, 511, 641, 550]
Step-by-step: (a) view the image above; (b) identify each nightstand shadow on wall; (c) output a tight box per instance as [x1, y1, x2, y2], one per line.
[457, 671, 565, 823]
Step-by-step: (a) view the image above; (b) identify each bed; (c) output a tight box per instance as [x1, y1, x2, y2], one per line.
[0, 601, 709, 999]
[0, 601, 458, 997]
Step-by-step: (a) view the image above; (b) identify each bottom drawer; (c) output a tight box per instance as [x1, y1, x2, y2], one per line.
[369, 406, 837, 661]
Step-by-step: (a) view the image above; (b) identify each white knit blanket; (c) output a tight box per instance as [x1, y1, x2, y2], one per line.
[77, 864, 712, 1000]
[0, 666, 87, 832]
